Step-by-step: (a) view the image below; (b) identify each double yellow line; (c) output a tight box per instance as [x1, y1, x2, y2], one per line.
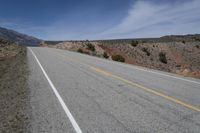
[61, 54, 200, 112]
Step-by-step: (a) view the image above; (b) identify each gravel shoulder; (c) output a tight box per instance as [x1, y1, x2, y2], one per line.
[0, 42, 29, 133]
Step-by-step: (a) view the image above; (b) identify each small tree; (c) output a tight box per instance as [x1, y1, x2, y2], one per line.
[103, 52, 109, 59]
[142, 47, 150, 56]
[77, 48, 83, 53]
[159, 52, 167, 64]
[142, 40, 147, 43]
[131, 40, 138, 47]
[86, 43, 95, 51]
[112, 54, 125, 62]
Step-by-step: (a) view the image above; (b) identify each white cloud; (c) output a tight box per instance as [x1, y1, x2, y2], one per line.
[97, 0, 200, 39]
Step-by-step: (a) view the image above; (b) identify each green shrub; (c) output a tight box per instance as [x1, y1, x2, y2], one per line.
[83, 51, 90, 55]
[86, 43, 95, 51]
[194, 37, 200, 41]
[131, 40, 138, 47]
[142, 40, 147, 43]
[142, 47, 150, 56]
[103, 52, 109, 59]
[77, 48, 83, 53]
[112, 54, 125, 62]
[159, 52, 167, 64]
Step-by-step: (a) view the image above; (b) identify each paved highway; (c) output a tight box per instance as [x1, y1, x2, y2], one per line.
[27, 47, 200, 133]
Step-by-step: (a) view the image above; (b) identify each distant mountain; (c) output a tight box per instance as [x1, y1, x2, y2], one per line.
[0, 27, 41, 46]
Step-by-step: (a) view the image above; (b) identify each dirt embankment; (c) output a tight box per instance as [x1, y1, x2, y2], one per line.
[100, 41, 200, 78]
[0, 39, 29, 133]
[42, 35, 200, 79]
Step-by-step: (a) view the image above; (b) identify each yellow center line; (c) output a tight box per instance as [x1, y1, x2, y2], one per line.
[89, 66, 200, 112]
[60, 54, 200, 112]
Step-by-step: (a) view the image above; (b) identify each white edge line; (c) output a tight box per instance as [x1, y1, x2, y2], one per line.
[29, 48, 82, 133]
[131, 66, 200, 85]
[103, 57, 200, 85]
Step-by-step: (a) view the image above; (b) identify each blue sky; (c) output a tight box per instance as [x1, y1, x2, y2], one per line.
[0, 0, 200, 40]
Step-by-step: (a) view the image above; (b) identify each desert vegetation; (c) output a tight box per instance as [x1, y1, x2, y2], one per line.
[159, 52, 167, 64]
[112, 54, 125, 62]
[141, 47, 150, 56]
[131, 40, 138, 47]
[77, 48, 83, 53]
[42, 34, 200, 79]
[103, 52, 109, 59]
[86, 42, 95, 52]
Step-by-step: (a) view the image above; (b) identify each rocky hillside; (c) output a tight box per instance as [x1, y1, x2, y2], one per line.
[42, 34, 200, 79]
[0, 27, 41, 46]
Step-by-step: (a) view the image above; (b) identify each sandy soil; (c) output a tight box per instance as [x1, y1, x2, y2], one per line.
[0, 40, 29, 133]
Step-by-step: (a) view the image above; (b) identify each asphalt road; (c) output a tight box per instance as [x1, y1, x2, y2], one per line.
[27, 47, 200, 133]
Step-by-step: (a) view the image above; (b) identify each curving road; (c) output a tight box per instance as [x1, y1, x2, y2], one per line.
[27, 47, 200, 133]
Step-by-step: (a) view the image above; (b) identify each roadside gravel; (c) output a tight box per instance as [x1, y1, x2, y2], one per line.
[0, 44, 29, 133]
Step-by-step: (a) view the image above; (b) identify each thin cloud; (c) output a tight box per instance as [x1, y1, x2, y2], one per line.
[98, 0, 200, 39]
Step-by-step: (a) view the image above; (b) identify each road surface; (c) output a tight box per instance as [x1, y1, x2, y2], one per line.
[27, 47, 200, 133]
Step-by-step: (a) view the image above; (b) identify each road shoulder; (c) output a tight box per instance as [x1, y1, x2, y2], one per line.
[0, 44, 29, 133]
